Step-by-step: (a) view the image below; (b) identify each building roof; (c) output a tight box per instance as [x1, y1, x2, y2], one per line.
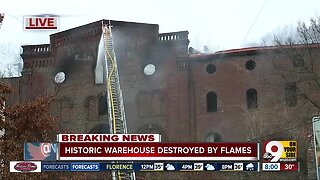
[189, 44, 320, 60]
[50, 19, 159, 38]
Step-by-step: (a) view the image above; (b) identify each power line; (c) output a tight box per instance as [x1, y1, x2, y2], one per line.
[242, 0, 269, 45]
[4, 13, 23, 23]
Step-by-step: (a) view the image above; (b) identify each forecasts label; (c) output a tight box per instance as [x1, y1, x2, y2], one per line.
[42, 162, 70, 171]
[70, 162, 100, 171]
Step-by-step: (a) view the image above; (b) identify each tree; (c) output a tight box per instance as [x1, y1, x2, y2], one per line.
[266, 16, 320, 118]
[245, 16, 320, 178]
[0, 82, 116, 179]
[0, 82, 59, 179]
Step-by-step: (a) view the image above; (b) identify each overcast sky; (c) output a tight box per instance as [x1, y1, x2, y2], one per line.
[0, 0, 320, 65]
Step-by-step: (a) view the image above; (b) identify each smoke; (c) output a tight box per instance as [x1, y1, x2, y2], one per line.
[55, 50, 76, 76]
[95, 33, 105, 84]
[0, 42, 23, 78]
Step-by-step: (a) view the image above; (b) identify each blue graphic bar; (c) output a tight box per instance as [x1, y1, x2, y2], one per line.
[39, 162, 259, 172]
[70, 162, 100, 171]
[42, 162, 70, 171]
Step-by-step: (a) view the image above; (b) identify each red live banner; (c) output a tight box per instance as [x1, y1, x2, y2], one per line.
[59, 142, 259, 161]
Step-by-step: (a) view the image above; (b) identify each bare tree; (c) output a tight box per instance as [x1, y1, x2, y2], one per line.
[0, 43, 23, 78]
[244, 16, 320, 178]
[270, 16, 320, 112]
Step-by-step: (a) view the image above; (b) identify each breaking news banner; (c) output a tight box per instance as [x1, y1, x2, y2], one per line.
[262, 140, 299, 171]
[24, 143, 57, 161]
[58, 142, 259, 161]
[10, 161, 42, 172]
[57, 134, 161, 142]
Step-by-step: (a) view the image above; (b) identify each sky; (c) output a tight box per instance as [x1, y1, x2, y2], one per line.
[0, 0, 320, 66]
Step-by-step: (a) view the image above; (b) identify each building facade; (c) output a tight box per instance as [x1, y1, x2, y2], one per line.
[5, 20, 320, 178]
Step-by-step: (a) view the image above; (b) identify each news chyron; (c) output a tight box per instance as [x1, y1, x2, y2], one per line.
[262, 141, 299, 171]
[9, 137, 299, 173]
[24, 15, 59, 30]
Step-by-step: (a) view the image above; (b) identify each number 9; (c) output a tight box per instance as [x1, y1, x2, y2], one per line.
[265, 141, 283, 162]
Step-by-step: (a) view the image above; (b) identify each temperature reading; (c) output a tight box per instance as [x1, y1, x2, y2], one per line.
[280, 162, 299, 171]
[285, 163, 294, 170]
[193, 163, 203, 171]
[153, 163, 163, 171]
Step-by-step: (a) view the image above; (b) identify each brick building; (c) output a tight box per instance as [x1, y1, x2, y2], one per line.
[5, 20, 320, 178]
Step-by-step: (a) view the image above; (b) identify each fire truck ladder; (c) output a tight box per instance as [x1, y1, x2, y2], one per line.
[102, 23, 135, 180]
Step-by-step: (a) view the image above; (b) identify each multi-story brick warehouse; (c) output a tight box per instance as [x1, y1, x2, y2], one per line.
[4, 20, 320, 178]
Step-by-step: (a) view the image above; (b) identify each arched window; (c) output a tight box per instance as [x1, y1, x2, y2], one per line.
[88, 124, 110, 134]
[247, 88, 258, 109]
[98, 95, 108, 115]
[207, 91, 217, 112]
[204, 133, 222, 142]
[136, 124, 167, 141]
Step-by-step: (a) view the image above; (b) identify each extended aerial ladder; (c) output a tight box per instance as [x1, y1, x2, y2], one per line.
[102, 23, 136, 180]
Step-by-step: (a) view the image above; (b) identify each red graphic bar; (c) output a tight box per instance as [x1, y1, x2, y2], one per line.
[25, 27, 57, 29]
[280, 162, 299, 171]
[59, 142, 259, 161]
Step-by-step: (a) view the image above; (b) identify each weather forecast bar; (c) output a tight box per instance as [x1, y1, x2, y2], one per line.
[39, 162, 260, 172]
[58, 142, 259, 161]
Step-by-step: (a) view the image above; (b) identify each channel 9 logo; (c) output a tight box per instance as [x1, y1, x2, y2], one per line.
[262, 141, 297, 162]
[24, 143, 57, 161]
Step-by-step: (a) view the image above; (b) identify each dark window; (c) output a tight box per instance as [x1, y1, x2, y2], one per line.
[285, 82, 297, 107]
[247, 88, 258, 109]
[207, 91, 217, 112]
[98, 95, 108, 115]
[88, 124, 110, 134]
[292, 54, 304, 67]
[245, 60, 256, 70]
[206, 64, 216, 74]
[205, 133, 222, 142]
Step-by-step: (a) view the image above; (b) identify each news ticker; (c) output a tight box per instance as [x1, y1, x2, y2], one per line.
[22, 135, 299, 170]
[10, 161, 301, 172]
[11, 162, 258, 172]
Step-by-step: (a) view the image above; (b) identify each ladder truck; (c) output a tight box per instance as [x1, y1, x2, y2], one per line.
[102, 23, 136, 180]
